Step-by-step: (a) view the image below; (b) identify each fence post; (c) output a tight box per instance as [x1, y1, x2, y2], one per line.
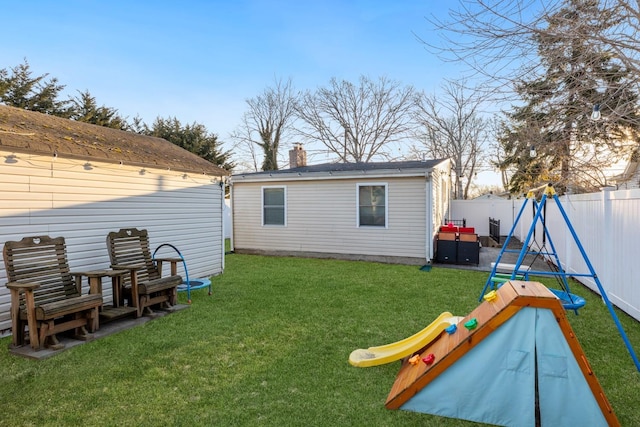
[601, 186, 615, 295]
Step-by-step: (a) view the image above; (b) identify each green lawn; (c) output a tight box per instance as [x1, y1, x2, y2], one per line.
[1, 253, 639, 426]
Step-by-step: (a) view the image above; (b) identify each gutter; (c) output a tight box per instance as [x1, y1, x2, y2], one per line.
[232, 169, 433, 183]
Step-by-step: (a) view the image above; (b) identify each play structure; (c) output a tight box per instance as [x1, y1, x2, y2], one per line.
[479, 184, 640, 372]
[152, 243, 212, 304]
[348, 312, 463, 367]
[384, 280, 620, 426]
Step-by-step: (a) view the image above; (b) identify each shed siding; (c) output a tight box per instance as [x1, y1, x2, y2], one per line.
[233, 176, 427, 259]
[0, 152, 224, 334]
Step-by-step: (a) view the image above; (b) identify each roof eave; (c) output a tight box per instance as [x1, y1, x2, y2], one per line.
[231, 168, 434, 183]
[0, 145, 229, 176]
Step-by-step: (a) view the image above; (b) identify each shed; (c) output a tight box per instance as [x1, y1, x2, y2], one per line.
[0, 105, 229, 334]
[230, 154, 452, 265]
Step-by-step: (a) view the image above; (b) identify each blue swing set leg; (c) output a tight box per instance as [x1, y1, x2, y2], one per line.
[479, 192, 533, 299]
[551, 190, 640, 372]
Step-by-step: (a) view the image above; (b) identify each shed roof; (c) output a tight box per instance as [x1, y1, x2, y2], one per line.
[232, 159, 450, 182]
[0, 105, 228, 175]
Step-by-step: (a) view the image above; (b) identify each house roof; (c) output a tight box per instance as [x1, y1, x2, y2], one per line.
[232, 159, 450, 182]
[611, 160, 639, 184]
[0, 105, 228, 175]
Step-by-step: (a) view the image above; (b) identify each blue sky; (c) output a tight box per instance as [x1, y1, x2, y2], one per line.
[3, 1, 500, 181]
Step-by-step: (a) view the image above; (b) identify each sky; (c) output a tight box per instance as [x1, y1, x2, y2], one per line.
[2, 0, 501, 185]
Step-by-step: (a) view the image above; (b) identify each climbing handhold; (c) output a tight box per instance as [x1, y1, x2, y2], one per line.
[483, 290, 498, 302]
[464, 318, 478, 330]
[422, 353, 436, 365]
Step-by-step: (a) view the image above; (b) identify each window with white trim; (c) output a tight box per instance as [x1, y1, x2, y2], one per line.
[262, 186, 286, 226]
[357, 183, 387, 227]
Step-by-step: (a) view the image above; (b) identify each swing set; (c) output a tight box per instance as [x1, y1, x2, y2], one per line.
[479, 184, 640, 372]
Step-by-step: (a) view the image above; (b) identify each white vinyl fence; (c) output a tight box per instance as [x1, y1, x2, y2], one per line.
[451, 188, 640, 322]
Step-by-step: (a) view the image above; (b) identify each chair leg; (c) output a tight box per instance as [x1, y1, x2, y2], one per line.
[72, 312, 95, 339]
[46, 334, 65, 350]
[72, 326, 92, 340]
[16, 321, 27, 348]
[137, 295, 148, 317]
[8, 289, 25, 347]
[24, 292, 41, 350]
[89, 307, 99, 332]
[36, 321, 54, 351]
[170, 288, 177, 306]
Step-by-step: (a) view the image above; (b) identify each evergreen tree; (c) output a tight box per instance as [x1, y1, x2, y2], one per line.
[499, 0, 640, 194]
[147, 117, 234, 171]
[0, 59, 70, 116]
[69, 90, 128, 130]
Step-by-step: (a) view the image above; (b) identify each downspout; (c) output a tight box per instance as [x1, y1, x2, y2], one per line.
[229, 179, 234, 254]
[221, 177, 227, 272]
[425, 172, 433, 263]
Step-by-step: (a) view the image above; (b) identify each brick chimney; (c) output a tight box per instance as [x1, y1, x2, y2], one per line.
[289, 143, 307, 168]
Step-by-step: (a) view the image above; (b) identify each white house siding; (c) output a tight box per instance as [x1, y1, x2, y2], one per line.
[431, 165, 450, 231]
[616, 165, 640, 190]
[232, 176, 428, 262]
[0, 151, 225, 334]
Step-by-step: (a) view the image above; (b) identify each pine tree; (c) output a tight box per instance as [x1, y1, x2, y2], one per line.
[147, 117, 235, 171]
[69, 90, 128, 130]
[500, 0, 640, 194]
[0, 59, 69, 116]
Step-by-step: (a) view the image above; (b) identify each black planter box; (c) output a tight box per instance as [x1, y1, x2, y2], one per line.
[436, 236, 458, 264]
[457, 241, 480, 265]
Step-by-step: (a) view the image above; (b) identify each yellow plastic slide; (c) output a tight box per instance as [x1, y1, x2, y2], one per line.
[348, 312, 463, 367]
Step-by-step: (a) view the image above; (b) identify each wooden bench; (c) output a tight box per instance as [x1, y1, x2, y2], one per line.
[106, 228, 182, 318]
[491, 262, 531, 273]
[3, 236, 103, 350]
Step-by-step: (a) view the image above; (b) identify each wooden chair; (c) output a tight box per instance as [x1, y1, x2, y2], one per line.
[106, 228, 182, 317]
[3, 236, 103, 350]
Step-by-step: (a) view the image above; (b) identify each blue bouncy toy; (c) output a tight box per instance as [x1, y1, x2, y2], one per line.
[153, 243, 212, 304]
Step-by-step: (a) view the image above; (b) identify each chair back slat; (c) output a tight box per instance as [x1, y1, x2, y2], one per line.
[106, 228, 160, 287]
[3, 236, 79, 308]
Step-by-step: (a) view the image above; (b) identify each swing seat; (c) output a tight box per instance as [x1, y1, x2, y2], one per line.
[549, 288, 586, 314]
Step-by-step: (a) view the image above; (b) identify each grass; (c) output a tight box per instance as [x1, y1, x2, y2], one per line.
[1, 253, 639, 426]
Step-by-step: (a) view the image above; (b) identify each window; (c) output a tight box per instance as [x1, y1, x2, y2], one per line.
[357, 183, 387, 227]
[262, 186, 286, 226]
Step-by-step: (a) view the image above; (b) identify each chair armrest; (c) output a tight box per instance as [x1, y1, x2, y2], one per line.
[6, 281, 40, 291]
[155, 258, 182, 276]
[154, 257, 182, 263]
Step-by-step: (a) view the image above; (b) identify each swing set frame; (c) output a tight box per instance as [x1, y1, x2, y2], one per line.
[479, 184, 640, 372]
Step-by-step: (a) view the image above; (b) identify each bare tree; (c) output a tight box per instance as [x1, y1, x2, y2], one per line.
[231, 78, 298, 171]
[296, 76, 416, 163]
[426, 0, 640, 107]
[412, 81, 489, 199]
[425, 0, 640, 194]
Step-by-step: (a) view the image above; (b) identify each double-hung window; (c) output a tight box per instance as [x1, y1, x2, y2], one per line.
[357, 183, 387, 227]
[262, 186, 286, 226]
